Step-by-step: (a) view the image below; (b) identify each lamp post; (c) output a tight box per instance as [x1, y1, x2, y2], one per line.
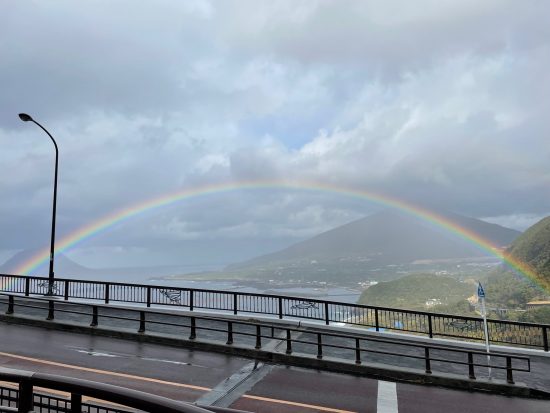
[18, 113, 59, 295]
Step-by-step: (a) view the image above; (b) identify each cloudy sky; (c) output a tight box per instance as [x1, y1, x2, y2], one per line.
[1, 0, 549, 270]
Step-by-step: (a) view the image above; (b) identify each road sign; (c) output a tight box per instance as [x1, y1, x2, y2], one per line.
[477, 282, 485, 298]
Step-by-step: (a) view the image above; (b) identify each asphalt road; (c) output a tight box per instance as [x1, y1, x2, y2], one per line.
[0, 322, 549, 413]
[2, 297, 549, 391]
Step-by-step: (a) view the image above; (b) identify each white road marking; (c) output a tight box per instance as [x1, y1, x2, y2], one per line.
[377, 381, 398, 413]
[0, 352, 355, 411]
[0, 351, 211, 391]
[73, 349, 119, 358]
[68, 346, 208, 367]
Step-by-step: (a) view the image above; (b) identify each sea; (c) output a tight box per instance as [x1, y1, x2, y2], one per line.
[150, 279, 362, 304]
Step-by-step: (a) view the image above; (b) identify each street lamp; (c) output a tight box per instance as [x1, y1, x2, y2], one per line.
[18, 113, 59, 295]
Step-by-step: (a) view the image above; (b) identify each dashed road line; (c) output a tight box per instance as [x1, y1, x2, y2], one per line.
[0, 351, 210, 391]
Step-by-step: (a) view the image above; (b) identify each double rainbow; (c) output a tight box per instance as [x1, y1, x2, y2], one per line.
[10, 180, 547, 291]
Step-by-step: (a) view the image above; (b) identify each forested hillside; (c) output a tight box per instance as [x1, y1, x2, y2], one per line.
[507, 216, 550, 282]
[357, 273, 473, 311]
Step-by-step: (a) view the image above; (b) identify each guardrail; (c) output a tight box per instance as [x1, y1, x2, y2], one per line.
[0, 367, 214, 413]
[1, 273, 549, 351]
[0, 294, 531, 384]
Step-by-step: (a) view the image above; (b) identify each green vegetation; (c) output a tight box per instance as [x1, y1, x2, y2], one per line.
[520, 307, 550, 323]
[507, 216, 550, 286]
[485, 271, 540, 308]
[481, 216, 550, 323]
[357, 273, 473, 311]
[484, 271, 550, 323]
[436, 299, 477, 316]
[164, 215, 550, 325]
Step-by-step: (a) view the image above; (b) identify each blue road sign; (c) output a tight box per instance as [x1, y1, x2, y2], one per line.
[477, 282, 485, 298]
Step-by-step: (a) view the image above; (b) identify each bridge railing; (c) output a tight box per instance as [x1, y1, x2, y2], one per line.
[1, 273, 548, 351]
[0, 294, 531, 384]
[0, 366, 216, 413]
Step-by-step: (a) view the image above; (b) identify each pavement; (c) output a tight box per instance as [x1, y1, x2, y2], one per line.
[2, 296, 549, 391]
[1, 321, 550, 412]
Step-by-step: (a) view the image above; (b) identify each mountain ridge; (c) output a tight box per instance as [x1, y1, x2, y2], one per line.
[505, 216, 550, 290]
[227, 209, 520, 271]
[0, 249, 93, 276]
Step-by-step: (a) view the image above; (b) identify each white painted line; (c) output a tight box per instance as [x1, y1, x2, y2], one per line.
[377, 381, 398, 413]
[0, 351, 210, 391]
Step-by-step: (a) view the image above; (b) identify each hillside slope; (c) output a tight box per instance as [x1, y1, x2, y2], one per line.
[486, 216, 550, 305]
[507, 216, 550, 281]
[0, 249, 95, 277]
[229, 210, 520, 270]
[357, 273, 473, 310]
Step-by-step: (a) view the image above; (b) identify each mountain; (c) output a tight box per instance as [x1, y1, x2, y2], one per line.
[0, 249, 96, 278]
[228, 210, 520, 272]
[493, 217, 550, 292]
[507, 216, 550, 282]
[0, 250, 199, 282]
[477, 216, 550, 323]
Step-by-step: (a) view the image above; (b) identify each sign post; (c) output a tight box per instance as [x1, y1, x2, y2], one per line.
[478, 282, 491, 379]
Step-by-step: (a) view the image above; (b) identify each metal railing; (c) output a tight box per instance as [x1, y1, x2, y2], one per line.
[1, 274, 548, 351]
[0, 367, 214, 413]
[0, 294, 531, 384]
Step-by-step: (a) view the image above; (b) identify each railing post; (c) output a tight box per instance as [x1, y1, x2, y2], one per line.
[105, 283, 110, 304]
[64, 280, 69, 300]
[286, 330, 292, 354]
[468, 352, 476, 380]
[18, 380, 34, 413]
[506, 357, 514, 384]
[278, 297, 283, 319]
[233, 293, 238, 315]
[90, 306, 98, 327]
[138, 311, 146, 333]
[317, 333, 323, 359]
[47, 300, 54, 320]
[189, 317, 196, 340]
[375, 308, 379, 331]
[70, 393, 82, 413]
[355, 338, 361, 364]
[146, 286, 151, 308]
[227, 321, 233, 345]
[25, 277, 30, 296]
[7, 295, 14, 314]
[324, 302, 330, 325]
[424, 348, 432, 374]
[428, 314, 433, 338]
[543, 326, 548, 352]
[189, 290, 194, 311]
[255, 325, 262, 349]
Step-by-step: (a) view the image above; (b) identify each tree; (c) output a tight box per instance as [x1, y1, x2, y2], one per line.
[520, 307, 550, 324]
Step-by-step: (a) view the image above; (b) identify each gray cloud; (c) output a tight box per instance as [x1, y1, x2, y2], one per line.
[1, 0, 549, 267]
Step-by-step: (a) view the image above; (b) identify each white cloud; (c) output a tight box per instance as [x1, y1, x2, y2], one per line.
[482, 214, 548, 232]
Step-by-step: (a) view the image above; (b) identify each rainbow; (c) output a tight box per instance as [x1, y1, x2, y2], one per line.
[10, 180, 548, 291]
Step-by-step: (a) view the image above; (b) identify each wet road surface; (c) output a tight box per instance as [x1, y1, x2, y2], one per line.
[1, 322, 549, 412]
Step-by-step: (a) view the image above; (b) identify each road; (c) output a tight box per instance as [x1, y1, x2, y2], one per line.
[3, 296, 548, 391]
[0, 322, 548, 412]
